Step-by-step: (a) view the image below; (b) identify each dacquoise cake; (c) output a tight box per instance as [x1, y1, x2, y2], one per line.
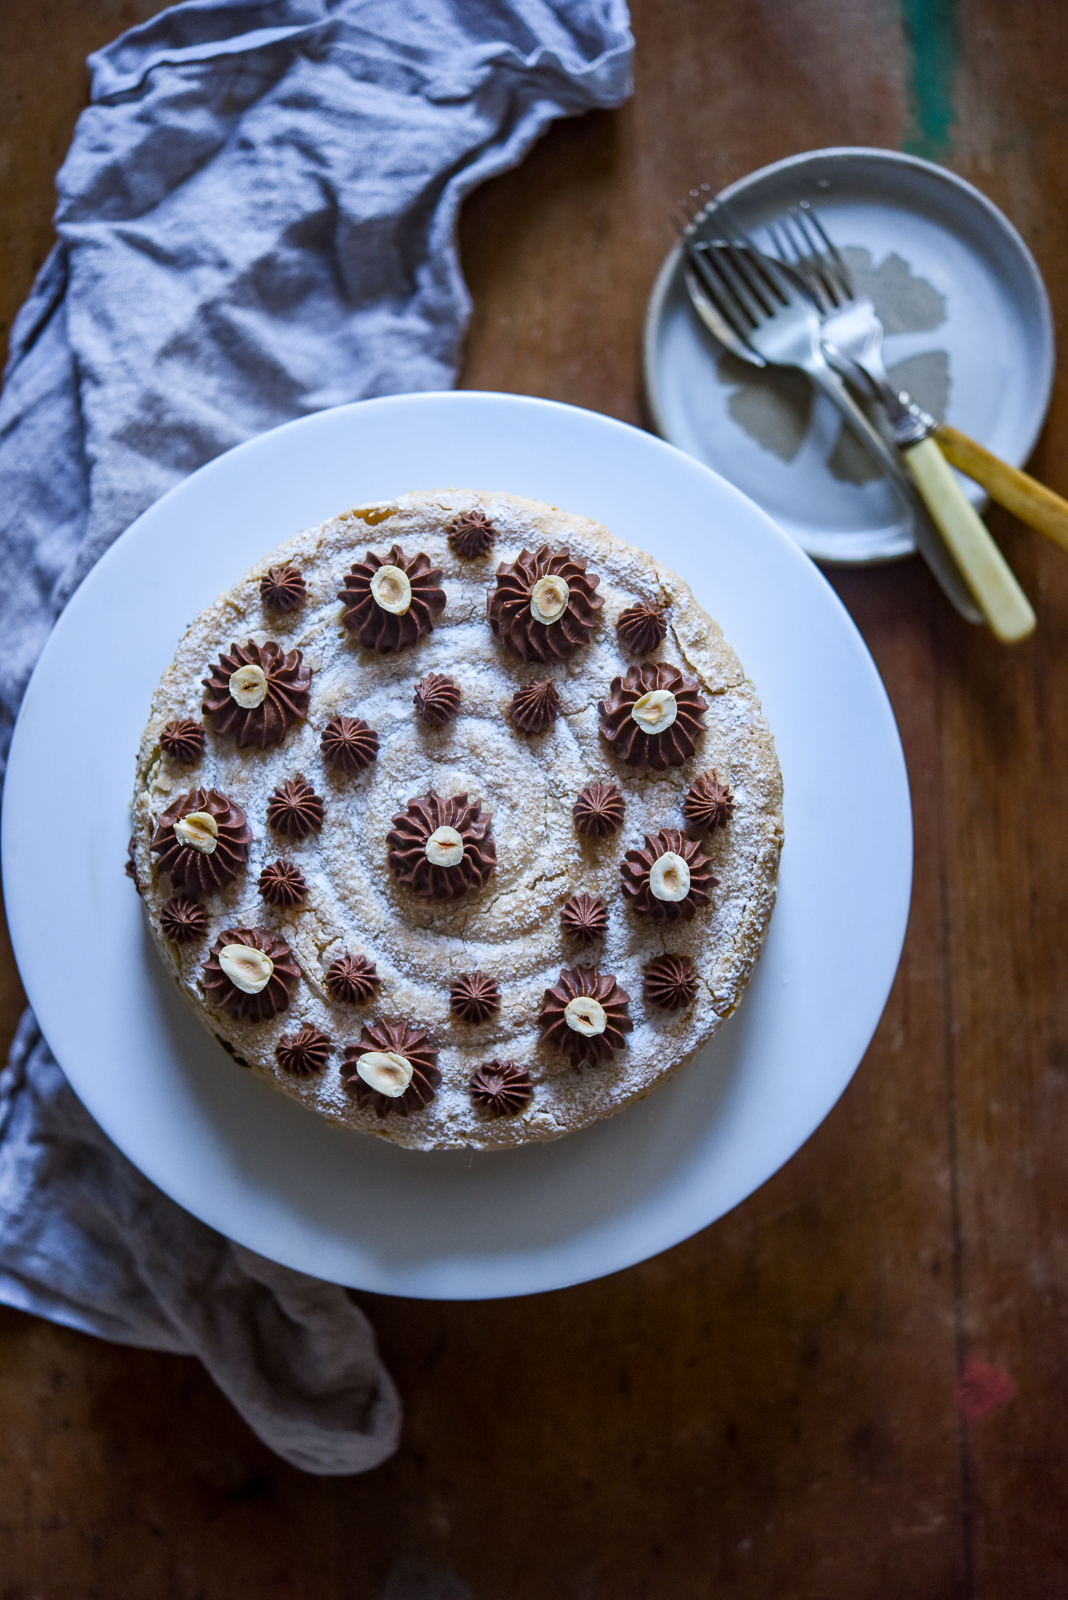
[129, 490, 783, 1151]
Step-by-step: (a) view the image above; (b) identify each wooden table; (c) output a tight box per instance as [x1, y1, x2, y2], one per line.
[2, 2, 1066, 1593]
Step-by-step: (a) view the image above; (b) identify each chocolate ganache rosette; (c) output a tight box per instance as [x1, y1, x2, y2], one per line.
[202, 640, 311, 748]
[160, 719, 205, 764]
[151, 787, 252, 893]
[275, 1024, 330, 1077]
[598, 662, 708, 770]
[320, 716, 379, 774]
[537, 967, 633, 1066]
[260, 563, 306, 613]
[616, 602, 666, 655]
[642, 954, 698, 1011]
[324, 953, 380, 1004]
[202, 927, 300, 1023]
[343, 1020, 441, 1117]
[387, 790, 496, 902]
[487, 545, 603, 663]
[338, 544, 445, 652]
[620, 828, 716, 924]
[469, 1060, 533, 1115]
[448, 509, 497, 558]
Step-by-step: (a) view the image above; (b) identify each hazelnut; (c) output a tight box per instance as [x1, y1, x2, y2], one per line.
[530, 574, 570, 625]
[564, 995, 607, 1036]
[173, 811, 219, 853]
[649, 851, 690, 902]
[355, 1050, 413, 1097]
[630, 688, 678, 735]
[218, 943, 275, 993]
[370, 564, 412, 615]
[229, 663, 268, 708]
[425, 825, 464, 867]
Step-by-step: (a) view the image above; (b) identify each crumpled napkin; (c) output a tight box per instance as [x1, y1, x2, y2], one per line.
[0, 0, 632, 1473]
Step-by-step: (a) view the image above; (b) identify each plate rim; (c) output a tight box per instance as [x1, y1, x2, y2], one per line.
[1, 390, 913, 1299]
[643, 144, 1055, 564]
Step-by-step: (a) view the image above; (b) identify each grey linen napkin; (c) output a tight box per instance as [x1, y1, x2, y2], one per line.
[0, 0, 633, 1474]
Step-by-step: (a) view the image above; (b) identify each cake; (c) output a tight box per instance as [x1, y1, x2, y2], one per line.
[129, 490, 783, 1150]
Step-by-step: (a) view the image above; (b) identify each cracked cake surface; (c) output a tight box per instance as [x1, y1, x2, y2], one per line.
[130, 490, 783, 1151]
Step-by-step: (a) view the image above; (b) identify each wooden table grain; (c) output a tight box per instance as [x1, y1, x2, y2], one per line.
[2, 1, 1067, 1594]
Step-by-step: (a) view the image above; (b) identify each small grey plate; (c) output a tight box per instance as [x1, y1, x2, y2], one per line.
[644, 147, 1055, 564]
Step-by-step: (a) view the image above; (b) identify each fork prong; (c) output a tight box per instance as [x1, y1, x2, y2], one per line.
[685, 242, 756, 343]
[714, 242, 776, 324]
[716, 199, 804, 307]
[780, 210, 842, 309]
[766, 219, 832, 314]
[794, 202, 854, 303]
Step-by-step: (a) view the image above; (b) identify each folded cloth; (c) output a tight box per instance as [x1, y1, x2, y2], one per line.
[0, 0, 633, 1473]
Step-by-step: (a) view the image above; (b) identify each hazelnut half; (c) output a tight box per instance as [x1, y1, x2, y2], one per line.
[530, 574, 570, 625]
[425, 825, 464, 867]
[370, 564, 412, 615]
[630, 688, 678, 735]
[649, 851, 690, 902]
[173, 811, 219, 853]
[564, 995, 607, 1036]
[218, 943, 275, 993]
[229, 663, 268, 709]
[355, 1050, 413, 1097]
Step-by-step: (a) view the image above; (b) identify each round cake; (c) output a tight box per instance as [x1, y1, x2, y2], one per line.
[129, 490, 783, 1150]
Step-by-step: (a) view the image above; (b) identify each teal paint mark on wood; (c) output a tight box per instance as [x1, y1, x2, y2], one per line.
[900, 0, 960, 161]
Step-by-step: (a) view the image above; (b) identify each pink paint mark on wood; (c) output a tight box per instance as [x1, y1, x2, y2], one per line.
[955, 1356, 1017, 1422]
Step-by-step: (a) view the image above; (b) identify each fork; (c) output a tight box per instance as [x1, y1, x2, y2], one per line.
[682, 201, 1035, 642]
[771, 203, 1068, 563]
[680, 206, 989, 630]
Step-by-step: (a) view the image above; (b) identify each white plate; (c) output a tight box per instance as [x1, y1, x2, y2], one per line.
[644, 147, 1055, 564]
[1, 393, 911, 1299]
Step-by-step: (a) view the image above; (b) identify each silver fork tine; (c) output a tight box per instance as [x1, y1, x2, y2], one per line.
[690, 219, 772, 325]
[778, 210, 844, 309]
[690, 243, 760, 337]
[717, 202, 800, 306]
[764, 217, 834, 312]
[792, 203, 854, 306]
[799, 201, 852, 284]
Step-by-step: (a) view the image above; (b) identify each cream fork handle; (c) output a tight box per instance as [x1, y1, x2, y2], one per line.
[902, 437, 1036, 643]
[934, 424, 1068, 553]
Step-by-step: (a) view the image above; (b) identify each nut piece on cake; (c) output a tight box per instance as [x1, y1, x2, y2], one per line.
[537, 966, 633, 1065]
[344, 1020, 441, 1117]
[202, 640, 311, 748]
[202, 927, 300, 1023]
[387, 791, 496, 901]
[598, 662, 707, 769]
[150, 788, 252, 893]
[488, 545, 603, 663]
[337, 544, 445, 652]
[620, 829, 716, 924]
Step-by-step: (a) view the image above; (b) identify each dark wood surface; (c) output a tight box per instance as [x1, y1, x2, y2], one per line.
[2, 1, 1067, 1594]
